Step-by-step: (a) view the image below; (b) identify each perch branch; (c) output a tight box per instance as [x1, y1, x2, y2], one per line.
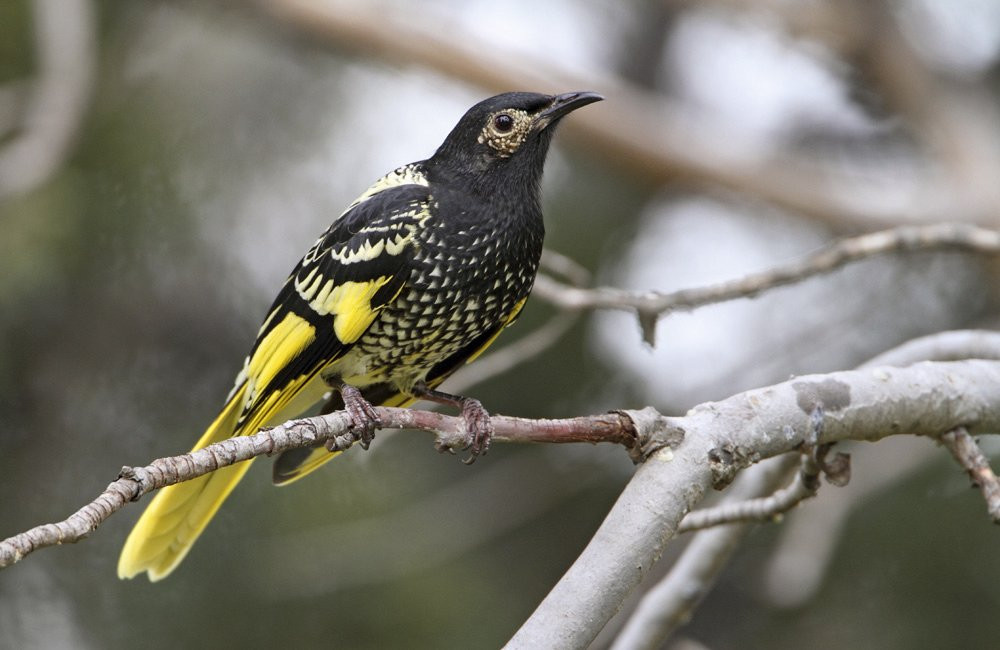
[0, 409, 635, 570]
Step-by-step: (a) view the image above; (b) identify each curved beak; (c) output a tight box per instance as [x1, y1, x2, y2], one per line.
[534, 91, 603, 130]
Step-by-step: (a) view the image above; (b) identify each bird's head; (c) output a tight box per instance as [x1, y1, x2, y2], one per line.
[428, 91, 602, 197]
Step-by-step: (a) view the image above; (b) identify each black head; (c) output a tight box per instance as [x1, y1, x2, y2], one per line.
[427, 91, 602, 197]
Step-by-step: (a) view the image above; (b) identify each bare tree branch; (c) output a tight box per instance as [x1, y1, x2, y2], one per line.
[0, 409, 635, 570]
[533, 223, 1000, 344]
[619, 330, 1000, 642]
[677, 451, 820, 533]
[763, 329, 1000, 608]
[939, 427, 1000, 524]
[2, 354, 999, 650]
[505, 359, 1000, 649]
[611, 454, 801, 650]
[612, 416, 831, 648]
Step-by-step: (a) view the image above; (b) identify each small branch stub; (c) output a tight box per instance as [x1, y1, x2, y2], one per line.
[708, 444, 761, 489]
[618, 407, 684, 463]
[939, 427, 1000, 524]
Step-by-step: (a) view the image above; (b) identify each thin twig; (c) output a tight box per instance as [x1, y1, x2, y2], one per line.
[677, 453, 820, 533]
[0, 408, 635, 570]
[939, 427, 1000, 524]
[532, 224, 1000, 344]
[678, 406, 851, 533]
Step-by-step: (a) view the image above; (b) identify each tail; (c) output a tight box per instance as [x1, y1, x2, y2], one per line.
[118, 385, 252, 581]
[119, 380, 417, 577]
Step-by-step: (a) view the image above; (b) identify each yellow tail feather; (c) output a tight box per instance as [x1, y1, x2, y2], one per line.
[118, 374, 421, 577]
[117, 385, 251, 581]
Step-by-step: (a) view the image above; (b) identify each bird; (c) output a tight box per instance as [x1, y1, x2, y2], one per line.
[117, 90, 603, 581]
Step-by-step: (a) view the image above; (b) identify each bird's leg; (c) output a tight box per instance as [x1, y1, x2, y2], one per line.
[413, 383, 493, 464]
[333, 383, 381, 450]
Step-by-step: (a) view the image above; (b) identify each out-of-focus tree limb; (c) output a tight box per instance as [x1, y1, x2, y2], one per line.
[848, 2, 1000, 224]
[0, 0, 96, 198]
[862, 329, 1000, 367]
[533, 223, 1000, 344]
[684, 0, 1000, 226]
[258, 452, 605, 597]
[260, 0, 977, 230]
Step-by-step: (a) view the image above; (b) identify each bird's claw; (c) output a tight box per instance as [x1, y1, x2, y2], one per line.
[460, 398, 493, 464]
[332, 384, 381, 451]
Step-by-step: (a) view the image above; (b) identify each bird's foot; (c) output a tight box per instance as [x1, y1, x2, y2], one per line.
[331, 384, 381, 451]
[459, 397, 493, 465]
[414, 383, 493, 464]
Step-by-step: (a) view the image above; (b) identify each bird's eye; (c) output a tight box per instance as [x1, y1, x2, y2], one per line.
[493, 113, 515, 133]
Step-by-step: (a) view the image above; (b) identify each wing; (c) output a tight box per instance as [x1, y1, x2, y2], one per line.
[232, 182, 433, 431]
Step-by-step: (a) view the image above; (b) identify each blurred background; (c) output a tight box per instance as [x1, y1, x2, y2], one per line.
[2, 0, 1000, 648]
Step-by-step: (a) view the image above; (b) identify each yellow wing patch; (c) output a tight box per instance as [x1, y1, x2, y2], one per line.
[244, 312, 317, 405]
[118, 382, 251, 581]
[320, 278, 393, 343]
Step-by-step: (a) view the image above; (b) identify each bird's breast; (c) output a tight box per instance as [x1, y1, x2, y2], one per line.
[354, 212, 543, 382]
